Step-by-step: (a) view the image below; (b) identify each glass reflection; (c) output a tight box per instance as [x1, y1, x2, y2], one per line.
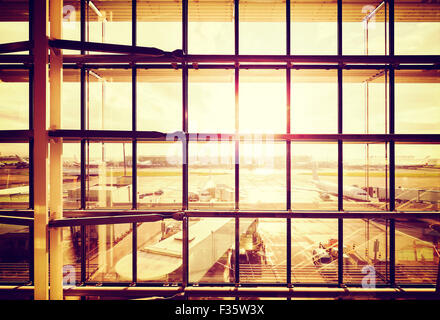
[189, 141, 235, 210]
[292, 143, 338, 210]
[0, 224, 30, 283]
[189, 218, 235, 283]
[240, 142, 286, 210]
[395, 145, 440, 212]
[239, 218, 286, 284]
[395, 218, 440, 285]
[344, 143, 389, 211]
[63, 143, 81, 210]
[87, 224, 132, 283]
[0, 143, 29, 209]
[137, 142, 182, 210]
[291, 219, 338, 284]
[85, 142, 133, 209]
[343, 219, 390, 285]
[0, 69, 29, 130]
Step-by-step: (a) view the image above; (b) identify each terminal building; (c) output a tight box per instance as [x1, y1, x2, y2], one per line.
[0, 0, 439, 300]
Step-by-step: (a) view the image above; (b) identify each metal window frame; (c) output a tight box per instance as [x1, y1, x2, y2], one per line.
[0, 0, 440, 299]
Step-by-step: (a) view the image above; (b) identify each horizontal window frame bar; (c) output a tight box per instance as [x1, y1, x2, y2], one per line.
[0, 41, 31, 54]
[2, 210, 437, 226]
[49, 212, 183, 228]
[0, 55, 32, 64]
[0, 215, 34, 226]
[0, 210, 34, 218]
[52, 63, 440, 71]
[0, 130, 32, 141]
[48, 130, 440, 143]
[0, 285, 437, 299]
[47, 210, 440, 228]
[60, 54, 440, 65]
[48, 39, 184, 59]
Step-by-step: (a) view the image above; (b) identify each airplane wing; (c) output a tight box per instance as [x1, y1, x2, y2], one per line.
[0, 186, 29, 196]
[291, 185, 325, 194]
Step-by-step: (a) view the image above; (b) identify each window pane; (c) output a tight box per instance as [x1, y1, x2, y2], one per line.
[189, 140, 234, 210]
[395, 69, 440, 134]
[0, 143, 29, 209]
[240, 69, 285, 134]
[344, 143, 389, 211]
[0, 69, 29, 130]
[189, 0, 234, 54]
[343, 69, 388, 134]
[88, 69, 132, 131]
[291, 143, 338, 210]
[0, 224, 30, 283]
[291, 219, 338, 284]
[63, 143, 81, 210]
[137, 69, 182, 132]
[134, 220, 182, 283]
[395, 218, 440, 285]
[62, 227, 81, 285]
[240, 0, 285, 54]
[189, 69, 234, 133]
[343, 219, 390, 285]
[0, 0, 29, 47]
[395, 144, 440, 212]
[137, 0, 182, 52]
[240, 141, 286, 210]
[88, 224, 133, 283]
[86, 142, 133, 209]
[87, 1, 131, 46]
[240, 218, 286, 284]
[395, 0, 440, 55]
[189, 217, 235, 283]
[137, 142, 182, 210]
[292, 70, 337, 134]
[343, 0, 388, 55]
[292, 0, 337, 55]
[62, 69, 81, 130]
[62, 0, 80, 54]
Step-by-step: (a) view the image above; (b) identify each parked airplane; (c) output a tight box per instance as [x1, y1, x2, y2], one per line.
[0, 155, 29, 169]
[396, 156, 433, 170]
[294, 164, 370, 202]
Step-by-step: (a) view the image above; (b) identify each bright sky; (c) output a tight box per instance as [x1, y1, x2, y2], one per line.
[0, 9, 439, 160]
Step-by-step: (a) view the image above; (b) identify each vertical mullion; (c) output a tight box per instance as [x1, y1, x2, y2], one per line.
[29, 225, 34, 284]
[29, 0, 34, 215]
[388, 0, 396, 288]
[29, 65, 34, 210]
[80, 66, 86, 210]
[132, 66, 137, 210]
[132, 0, 136, 47]
[337, 0, 343, 285]
[234, 0, 240, 288]
[286, 0, 292, 289]
[389, 68, 396, 287]
[182, 0, 189, 289]
[80, 225, 86, 284]
[132, 64, 137, 284]
[132, 222, 137, 284]
[80, 0, 87, 288]
[132, 0, 138, 285]
[80, 0, 87, 211]
[81, 0, 86, 53]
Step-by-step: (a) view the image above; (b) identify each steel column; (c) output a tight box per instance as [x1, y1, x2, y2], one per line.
[182, 0, 189, 289]
[32, 0, 49, 300]
[234, 0, 240, 287]
[48, 0, 64, 300]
